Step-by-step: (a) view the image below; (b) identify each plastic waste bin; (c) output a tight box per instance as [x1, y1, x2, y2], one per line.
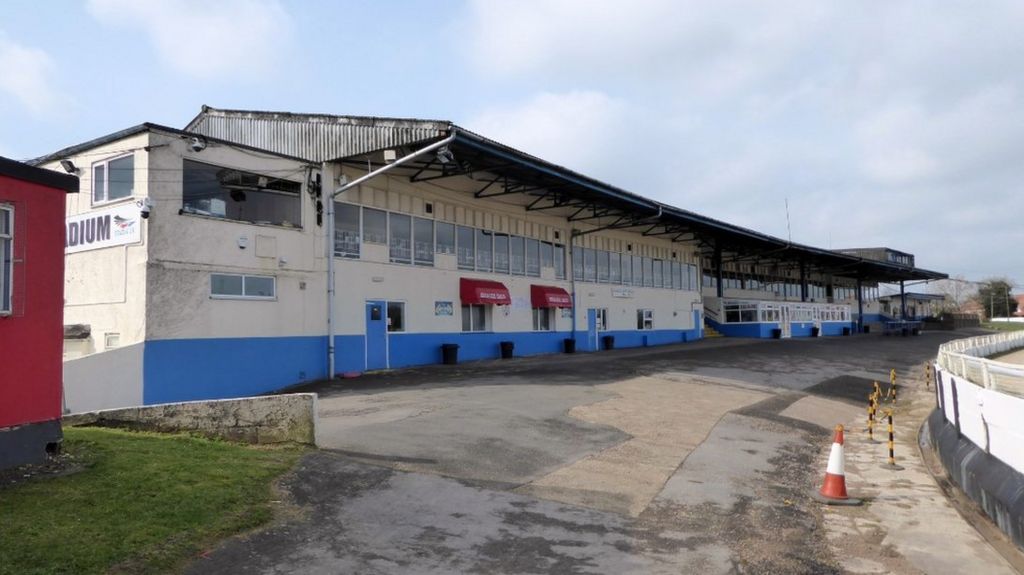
[499, 341, 514, 359]
[602, 335, 615, 350]
[441, 343, 459, 365]
[563, 338, 576, 353]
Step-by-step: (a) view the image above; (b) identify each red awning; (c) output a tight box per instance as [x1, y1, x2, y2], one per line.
[460, 278, 511, 305]
[531, 284, 573, 308]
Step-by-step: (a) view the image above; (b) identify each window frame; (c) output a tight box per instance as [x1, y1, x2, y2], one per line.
[91, 153, 136, 205]
[461, 303, 489, 332]
[210, 273, 277, 301]
[387, 301, 406, 332]
[532, 307, 553, 331]
[637, 308, 654, 330]
[0, 204, 12, 315]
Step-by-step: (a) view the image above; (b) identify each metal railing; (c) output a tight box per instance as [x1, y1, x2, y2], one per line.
[937, 331, 1024, 397]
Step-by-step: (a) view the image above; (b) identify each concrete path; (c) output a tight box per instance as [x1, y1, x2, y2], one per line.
[188, 331, 1021, 574]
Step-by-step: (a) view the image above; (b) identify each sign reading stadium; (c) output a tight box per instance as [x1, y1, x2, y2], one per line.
[65, 204, 142, 254]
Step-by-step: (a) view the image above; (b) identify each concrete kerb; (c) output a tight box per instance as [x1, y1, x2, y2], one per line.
[63, 393, 319, 446]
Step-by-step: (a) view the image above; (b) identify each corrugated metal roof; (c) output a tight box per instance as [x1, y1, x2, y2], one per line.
[186, 106, 450, 163]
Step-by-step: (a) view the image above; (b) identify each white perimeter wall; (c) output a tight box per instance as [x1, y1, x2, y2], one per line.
[936, 364, 1024, 475]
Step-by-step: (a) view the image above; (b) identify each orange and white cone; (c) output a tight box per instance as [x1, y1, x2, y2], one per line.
[814, 424, 862, 505]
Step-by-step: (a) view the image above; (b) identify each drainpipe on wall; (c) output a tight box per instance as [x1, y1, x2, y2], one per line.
[569, 234, 577, 343]
[325, 131, 458, 379]
[857, 278, 864, 333]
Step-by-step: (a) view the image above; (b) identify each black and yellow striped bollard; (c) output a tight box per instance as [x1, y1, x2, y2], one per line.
[881, 408, 904, 470]
[924, 362, 932, 390]
[888, 368, 898, 403]
[866, 392, 876, 440]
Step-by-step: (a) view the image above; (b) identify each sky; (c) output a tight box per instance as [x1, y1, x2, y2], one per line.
[1, 0, 1021, 285]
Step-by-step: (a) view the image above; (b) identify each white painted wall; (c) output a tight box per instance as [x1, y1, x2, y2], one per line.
[44, 133, 152, 356]
[937, 365, 1024, 475]
[63, 342, 144, 413]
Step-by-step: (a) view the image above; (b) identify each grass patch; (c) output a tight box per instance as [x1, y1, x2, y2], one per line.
[983, 321, 1024, 331]
[0, 427, 305, 575]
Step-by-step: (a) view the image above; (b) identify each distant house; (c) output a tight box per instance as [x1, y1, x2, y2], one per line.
[1014, 294, 1024, 317]
[0, 156, 78, 470]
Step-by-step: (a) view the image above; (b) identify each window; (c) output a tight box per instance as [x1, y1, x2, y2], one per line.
[457, 225, 475, 269]
[540, 241, 554, 269]
[436, 222, 455, 255]
[211, 273, 276, 300]
[622, 254, 633, 285]
[572, 247, 583, 280]
[389, 213, 411, 263]
[104, 333, 121, 349]
[510, 236, 525, 275]
[583, 248, 596, 282]
[334, 203, 360, 258]
[476, 229, 493, 272]
[493, 233, 510, 273]
[609, 253, 621, 284]
[462, 304, 488, 332]
[643, 258, 654, 288]
[595, 308, 608, 331]
[362, 208, 387, 244]
[637, 309, 654, 330]
[0, 205, 11, 314]
[182, 160, 300, 226]
[597, 250, 610, 283]
[387, 302, 405, 332]
[632, 256, 643, 286]
[652, 259, 663, 288]
[413, 217, 434, 266]
[93, 154, 135, 204]
[532, 307, 553, 331]
[554, 244, 566, 280]
[526, 238, 540, 277]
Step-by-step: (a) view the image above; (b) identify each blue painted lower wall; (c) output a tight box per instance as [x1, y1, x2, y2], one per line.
[143, 336, 327, 405]
[142, 326, 704, 404]
[707, 318, 855, 338]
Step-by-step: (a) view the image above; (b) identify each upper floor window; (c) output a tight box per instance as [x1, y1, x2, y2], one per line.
[182, 160, 300, 227]
[0, 205, 12, 314]
[210, 273, 276, 300]
[93, 154, 135, 204]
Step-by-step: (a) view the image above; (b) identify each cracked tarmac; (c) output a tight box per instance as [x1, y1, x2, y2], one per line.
[187, 331, 1019, 574]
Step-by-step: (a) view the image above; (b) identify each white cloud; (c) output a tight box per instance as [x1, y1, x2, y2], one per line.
[86, 0, 291, 79]
[462, 1, 1024, 279]
[466, 91, 636, 185]
[0, 34, 68, 115]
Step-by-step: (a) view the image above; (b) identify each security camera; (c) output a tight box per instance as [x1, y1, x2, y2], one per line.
[137, 198, 153, 219]
[189, 137, 207, 152]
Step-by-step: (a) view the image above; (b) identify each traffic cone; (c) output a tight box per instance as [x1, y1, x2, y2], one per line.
[813, 424, 862, 505]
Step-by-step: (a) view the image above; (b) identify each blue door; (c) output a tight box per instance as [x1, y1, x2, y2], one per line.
[587, 308, 599, 352]
[365, 300, 388, 370]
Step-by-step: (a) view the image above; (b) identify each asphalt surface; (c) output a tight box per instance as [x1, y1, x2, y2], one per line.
[187, 330, 983, 574]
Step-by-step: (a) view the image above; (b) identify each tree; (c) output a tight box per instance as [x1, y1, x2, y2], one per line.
[974, 278, 1018, 319]
[933, 275, 976, 313]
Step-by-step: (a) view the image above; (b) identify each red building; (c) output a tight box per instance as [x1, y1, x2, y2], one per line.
[0, 156, 78, 469]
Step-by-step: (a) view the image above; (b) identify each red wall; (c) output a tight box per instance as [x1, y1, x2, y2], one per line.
[0, 176, 66, 428]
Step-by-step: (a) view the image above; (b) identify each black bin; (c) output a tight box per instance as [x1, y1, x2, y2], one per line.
[563, 338, 576, 354]
[842, 327, 851, 336]
[811, 327, 820, 337]
[602, 335, 615, 350]
[912, 327, 920, 336]
[863, 325, 870, 334]
[901, 327, 909, 337]
[499, 341, 515, 359]
[441, 343, 459, 365]
[771, 328, 782, 339]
